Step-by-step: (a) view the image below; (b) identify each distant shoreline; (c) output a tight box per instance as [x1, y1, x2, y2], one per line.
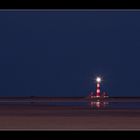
[0, 96, 140, 103]
[0, 96, 140, 98]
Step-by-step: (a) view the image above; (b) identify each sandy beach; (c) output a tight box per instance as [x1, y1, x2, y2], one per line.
[0, 103, 140, 130]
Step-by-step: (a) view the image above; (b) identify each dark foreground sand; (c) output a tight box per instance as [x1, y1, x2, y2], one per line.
[1, 115, 140, 130]
[0, 104, 140, 130]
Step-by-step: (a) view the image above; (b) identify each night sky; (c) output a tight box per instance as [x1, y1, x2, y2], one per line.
[0, 11, 140, 97]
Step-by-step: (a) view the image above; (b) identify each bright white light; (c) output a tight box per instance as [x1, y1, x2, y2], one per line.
[96, 77, 101, 83]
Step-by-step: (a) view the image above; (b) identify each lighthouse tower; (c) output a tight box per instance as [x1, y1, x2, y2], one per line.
[89, 76, 108, 99]
[95, 77, 101, 98]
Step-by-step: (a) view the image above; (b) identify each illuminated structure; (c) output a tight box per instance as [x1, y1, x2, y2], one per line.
[89, 76, 108, 99]
[96, 77, 101, 98]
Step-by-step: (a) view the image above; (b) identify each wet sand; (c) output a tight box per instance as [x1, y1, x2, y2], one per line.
[1, 115, 140, 130]
[0, 104, 140, 130]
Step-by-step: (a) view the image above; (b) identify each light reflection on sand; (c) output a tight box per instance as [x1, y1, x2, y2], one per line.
[0, 99, 140, 129]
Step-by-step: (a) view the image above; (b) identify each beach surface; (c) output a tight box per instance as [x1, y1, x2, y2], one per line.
[0, 103, 140, 130]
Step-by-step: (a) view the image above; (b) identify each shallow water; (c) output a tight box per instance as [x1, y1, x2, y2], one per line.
[47, 101, 140, 109]
[1, 98, 140, 109]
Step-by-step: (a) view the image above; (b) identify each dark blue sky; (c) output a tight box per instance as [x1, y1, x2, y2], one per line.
[0, 11, 140, 97]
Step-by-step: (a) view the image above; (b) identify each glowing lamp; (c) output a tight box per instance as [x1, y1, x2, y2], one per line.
[96, 77, 101, 83]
